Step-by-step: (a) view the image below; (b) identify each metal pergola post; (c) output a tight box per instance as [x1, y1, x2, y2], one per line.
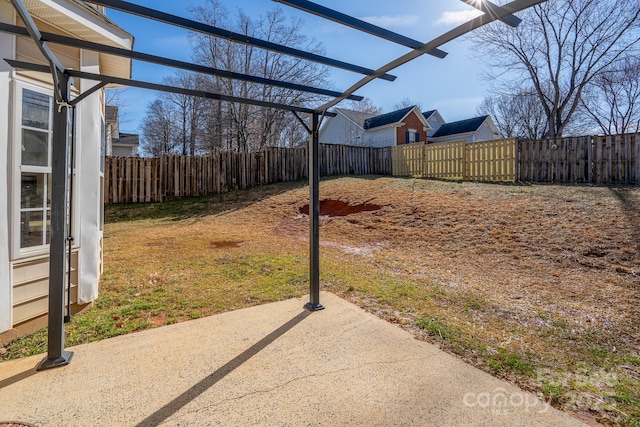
[37, 71, 73, 371]
[305, 112, 323, 311]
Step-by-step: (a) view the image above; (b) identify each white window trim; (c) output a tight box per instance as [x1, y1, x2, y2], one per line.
[11, 79, 78, 260]
[408, 128, 417, 144]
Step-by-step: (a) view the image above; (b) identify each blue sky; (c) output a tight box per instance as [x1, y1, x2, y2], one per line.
[107, 0, 490, 133]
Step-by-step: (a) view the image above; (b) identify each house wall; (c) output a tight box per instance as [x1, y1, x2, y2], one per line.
[112, 145, 137, 157]
[319, 113, 365, 145]
[363, 127, 395, 148]
[426, 115, 444, 137]
[0, 3, 15, 334]
[431, 122, 501, 144]
[0, 18, 108, 339]
[395, 111, 427, 145]
[476, 122, 500, 141]
[431, 132, 474, 144]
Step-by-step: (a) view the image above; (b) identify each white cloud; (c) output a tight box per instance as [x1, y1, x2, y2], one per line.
[359, 14, 420, 29]
[436, 10, 483, 26]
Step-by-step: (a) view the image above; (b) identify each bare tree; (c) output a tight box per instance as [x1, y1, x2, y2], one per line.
[343, 97, 383, 115]
[189, 1, 331, 151]
[577, 56, 640, 135]
[105, 88, 132, 129]
[472, 0, 640, 137]
[162, 72, 206, 155]
[393, 97, 422, 111]
[140, 99, 179, 157]
[478, 90, 547, 139]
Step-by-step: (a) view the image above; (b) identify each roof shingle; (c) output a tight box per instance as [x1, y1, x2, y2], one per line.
[431, 116, 488, 138]
[364, 106, 415, 130]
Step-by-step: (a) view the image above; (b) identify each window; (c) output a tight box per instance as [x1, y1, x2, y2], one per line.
[406, 129, 420, 144]
[18, 88, 54, 251]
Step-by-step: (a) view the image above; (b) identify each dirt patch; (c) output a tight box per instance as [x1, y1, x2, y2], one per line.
[299, 199, 381, 217]
[209, 240, 242, 248]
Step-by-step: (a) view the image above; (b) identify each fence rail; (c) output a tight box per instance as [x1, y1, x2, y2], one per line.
[104, 144, 391, 204]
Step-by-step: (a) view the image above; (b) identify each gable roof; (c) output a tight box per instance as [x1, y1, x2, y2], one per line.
[422, 110, 436, 119]
[364, 106, 415, 130]
[431, 115, 489, 138]
[336, 108, 377, 127]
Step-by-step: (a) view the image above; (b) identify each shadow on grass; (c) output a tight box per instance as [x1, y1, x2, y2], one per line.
[105, 179, 309, 224]
[105, 175, 391, 224]
[609, 187, 640, 254]
[135, 309, 311, 427]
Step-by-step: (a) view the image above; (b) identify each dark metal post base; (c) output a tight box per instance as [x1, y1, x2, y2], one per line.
[36, 351, 73, 371]
[304, 302, 325, 311]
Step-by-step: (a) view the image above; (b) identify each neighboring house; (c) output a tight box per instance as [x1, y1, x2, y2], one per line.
[430, 115, 503, 144]
[0, 1, 133, 343]
[422, 109, 446, 138]
[105, 105, 139, 156]
[318, 108, 377, 146]
[319, 105, 501, 147]
[320, 105, 430, 148]
[363, 106, 431, 147]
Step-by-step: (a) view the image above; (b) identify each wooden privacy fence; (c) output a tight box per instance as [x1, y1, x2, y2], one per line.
[518, 134, 640, 184]
[104, 144, 391, 204]
[391, 143, 426, 176]
[392, 138, 517, 182]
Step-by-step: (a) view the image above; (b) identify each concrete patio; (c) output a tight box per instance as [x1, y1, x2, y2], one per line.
[0, 292, 585, 426]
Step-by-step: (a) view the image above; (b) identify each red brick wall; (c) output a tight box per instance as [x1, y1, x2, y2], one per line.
[395, 111, 427, 145]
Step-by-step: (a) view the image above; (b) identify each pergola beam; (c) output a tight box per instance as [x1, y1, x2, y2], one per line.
[315, 0, 547, 113]
[460, 0, 522, 27]
[0, 23, 362, 102]
[89, 0, 397, 82]
[6, 59, 337, 117]
[273, 0, 448, 58]
[9, 0, 64, 74]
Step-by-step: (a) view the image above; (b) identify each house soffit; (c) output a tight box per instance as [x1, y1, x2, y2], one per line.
[18, 0, 133, 79]
[21, 0, 131, 48]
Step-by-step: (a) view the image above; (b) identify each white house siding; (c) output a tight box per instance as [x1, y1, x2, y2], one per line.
[111, 145, 136, 156]
[77, 49, 102, 304]
[363, 127, 396, 148]
[426, 116, 444, 137]
[431, 132, 474, 144]
[431, 122, 501, 144]
[0, 2, 15, 334]
[476, 122, 500, 141]
[319, 113, 365, 145]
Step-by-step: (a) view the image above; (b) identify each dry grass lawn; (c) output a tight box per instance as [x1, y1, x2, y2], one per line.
[2, 176, 639, 425]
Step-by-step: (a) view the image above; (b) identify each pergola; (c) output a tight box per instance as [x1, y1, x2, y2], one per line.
[4, 0, 545, 370]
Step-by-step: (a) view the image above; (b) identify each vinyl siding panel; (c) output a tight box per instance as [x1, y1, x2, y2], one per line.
[319, 114, 365, 145]
[12, 251, 78, 325]
[364, 128, 395, 148]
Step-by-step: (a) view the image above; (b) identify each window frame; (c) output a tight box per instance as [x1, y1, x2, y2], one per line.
[11, 80, 77, 260]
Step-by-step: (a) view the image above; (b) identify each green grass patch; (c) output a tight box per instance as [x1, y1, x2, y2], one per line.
[416, 317, 451, 340]
[487, 348, 535, 376]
